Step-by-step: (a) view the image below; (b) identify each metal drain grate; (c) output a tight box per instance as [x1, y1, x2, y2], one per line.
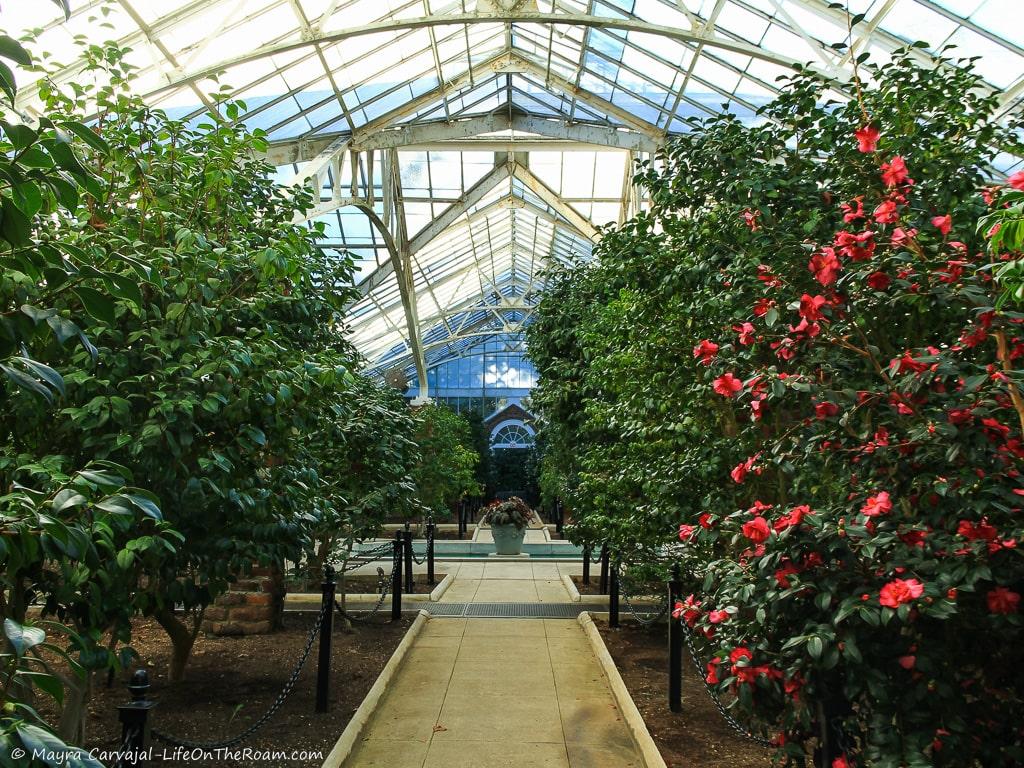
[426, 602, 605, 618]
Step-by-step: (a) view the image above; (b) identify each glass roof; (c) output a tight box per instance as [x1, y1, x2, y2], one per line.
[7, 0, 1023, 390]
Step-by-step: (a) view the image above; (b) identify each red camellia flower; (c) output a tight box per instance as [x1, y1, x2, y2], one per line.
[881, 155, 910, 186]
[1008, 170, 1024, 191]
[931, 214, 952, 236]
[678, 523, 697, 542]
[713, 373, 743, 397]
[774, 504, 812, 532]
[809, 248, 841, 286]
[867, 271, 891, 290]
[873, 199, 899, 224]
[742, 209, 759, 231]
[832, 756, 849, 768]
[731, 453, 761, 484]
[708, 609, 730, 624]
[879, 577, 924, 608]
[815, 401, 839, 419]
[986, 586, 1020, 614]
[861, 491, 893, 517]
[673, 594, 702, 625]
[742, 516, 771, 543]
[734, 322, 756, 346]
[855, 124, 880, 153]
[705, 657, 721, 685]
[753, 298, 775, 317]
[775, 562, 800, 587]
[898, 655, 916, 670]
[799, 293, 827, 321]
[698, 513, 713, 529]
[693, 339, 719, 365]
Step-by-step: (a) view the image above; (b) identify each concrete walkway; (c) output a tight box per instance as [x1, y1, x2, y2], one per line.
[341, 563, 643, 768]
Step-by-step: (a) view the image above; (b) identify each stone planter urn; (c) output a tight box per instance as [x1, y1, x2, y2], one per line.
[491, 523, 527, 555]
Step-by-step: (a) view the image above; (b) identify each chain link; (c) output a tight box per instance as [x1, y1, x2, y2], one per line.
[151, 601, 329, 751]
[617, 562, 670, 626]
[336, 560, 397, 622]
[678, 618, 775, 747]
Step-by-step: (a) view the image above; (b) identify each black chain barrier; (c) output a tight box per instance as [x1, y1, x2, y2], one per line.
[616, 562, 670, 626]
[410, 527, 433, 565]
[678, 617, 775, 747]
[335, 560, 397, 623]
[150, 600, 330, 751]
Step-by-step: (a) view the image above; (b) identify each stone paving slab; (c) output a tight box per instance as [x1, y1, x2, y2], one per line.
[342, 617, 643, 768]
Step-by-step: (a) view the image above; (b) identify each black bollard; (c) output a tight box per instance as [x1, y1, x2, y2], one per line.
[599, 545, 610, 594]
[582, 546, 591, 585]
[315, 565, 336, 713]
[609, 556, 620, 628]
[404, 529, 414, 594]
[115, 669, 156, 768]
[392, 531, 403, 620]
[458, 502, 465, 539]
[555, 500, 564, 534]
[668, 563, 683, 712]
[426, 517, 436, 585]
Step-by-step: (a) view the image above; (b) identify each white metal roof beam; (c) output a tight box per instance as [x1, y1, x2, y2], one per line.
[139, 12, 813, 99]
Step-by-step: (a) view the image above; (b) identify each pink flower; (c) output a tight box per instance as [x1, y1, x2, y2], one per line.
[1008, 170, 1024, 191]
[855, 125, 880, 153]
[678, 524, 697, 542]
[713, 373, 743, 397]
[987, 586, 1020, 615]
[881, 156, 910, 186]
[693, 339, 719, 366]
[707, 609, 730, 624]
[742, 516, 771, 543]
[861, 491, 893, 517]
[742, 209, 759, 231]
[879, 577, 924, 608]
[931, 214, 952, 236]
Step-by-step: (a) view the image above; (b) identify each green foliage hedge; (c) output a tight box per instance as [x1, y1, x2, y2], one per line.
[529, 49, 1024, 767]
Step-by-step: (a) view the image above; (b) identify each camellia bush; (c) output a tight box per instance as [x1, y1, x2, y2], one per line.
[529, 46, 1024, 767]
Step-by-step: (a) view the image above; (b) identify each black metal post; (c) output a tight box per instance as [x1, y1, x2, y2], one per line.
[392, 531, 403, 620]
[315, 565, 336, 713]
[609, 555, 620, 628]
[403, 529, 414, 593]
[426, 516, 436, 585]
[555, 499, 563, 534]
[668, 563, 683, 712]
[814, 694, 850, 768]
[599, 545, 610, 594]
[458, 501, 465, 538]
[582, 545, 591, 585]
[115, 669, 155, 768]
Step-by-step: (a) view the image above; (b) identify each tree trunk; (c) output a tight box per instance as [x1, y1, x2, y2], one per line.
[154, 605, 204, 683]
[56, 669, 91, 745]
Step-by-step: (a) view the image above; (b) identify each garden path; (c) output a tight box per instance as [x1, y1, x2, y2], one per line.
[337, 562, 643, 768]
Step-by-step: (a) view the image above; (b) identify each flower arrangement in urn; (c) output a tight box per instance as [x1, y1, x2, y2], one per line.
[481, 497, 534, 555]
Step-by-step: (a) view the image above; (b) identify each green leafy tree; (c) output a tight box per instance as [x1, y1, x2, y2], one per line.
[411, 404, 481, 516]
[5, 40, 359, 682]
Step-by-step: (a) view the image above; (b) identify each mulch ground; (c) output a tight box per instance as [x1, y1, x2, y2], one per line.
[572, 574, 608, 595]
[80, 613, 413, 767]
[597, 620, 774, 768]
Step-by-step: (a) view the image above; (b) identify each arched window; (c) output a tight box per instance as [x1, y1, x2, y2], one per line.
[490, 421, 535, 449]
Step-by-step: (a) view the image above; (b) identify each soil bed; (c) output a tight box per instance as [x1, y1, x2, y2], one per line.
[597, 620, 774, 768]
[82, 613, 413, 767]
[572, 574, 608, 595]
